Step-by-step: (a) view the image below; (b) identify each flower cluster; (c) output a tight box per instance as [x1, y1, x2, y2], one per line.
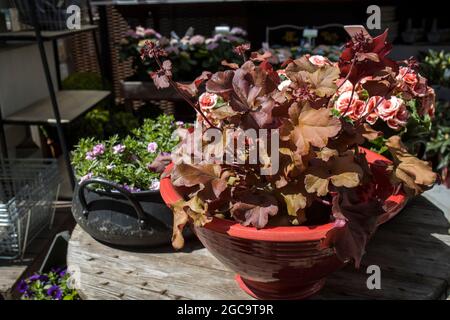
[143, 29, 437, 266]
[18, 267, 79, 300]
[120, 26, 248, 81]
[72, 114, 185, 192]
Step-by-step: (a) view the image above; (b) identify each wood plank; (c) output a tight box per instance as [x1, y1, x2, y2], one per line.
[315, 265, 446, 300]
[67, 226, 250, 300]
[67, 195, 450, 300]
[3, 90, 110, 125]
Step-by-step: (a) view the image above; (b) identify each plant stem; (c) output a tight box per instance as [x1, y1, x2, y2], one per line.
[153, 57, 218, 129]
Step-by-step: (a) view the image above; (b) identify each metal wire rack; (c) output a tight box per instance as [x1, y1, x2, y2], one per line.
[0, 159, 60, 260]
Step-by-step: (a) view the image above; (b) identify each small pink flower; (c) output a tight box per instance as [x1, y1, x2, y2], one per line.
[336, 79, 353, 95]
[199, 92, 218, 110]
[113, 144, 125, 154]
[334, 219, 346, 228]
[366, 112, 379, 125]
[411, 74, 428, 97]
[366, 96, 384, 114]
[334, 91, 359, 116]
[420, 86, 436, 117]
[92, 144, 105, 156]
[147, 142, 158, 153]
[397, 67, 418, 87]
[85, 151, 95, 161]
[308, 55, 329, 67]
[387, 104, 409, 130]
[80, 172, 93, 183]
[348, 100, 368, 121]
[377, 96, 404, 121]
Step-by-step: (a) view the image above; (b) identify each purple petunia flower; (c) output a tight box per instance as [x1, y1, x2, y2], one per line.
[47, 285, 63, 300]
[18, 280, 28, 293]
[147, 142, 158, 153]
[122, 184, 140, 193]
[207, 42, 219, 51]
[85, 151, 95, 161]
[51, 267, 67, 277]
[92, 144, 105, 156]
[113, 144, 125, 154]
[28, 274, 41, 281]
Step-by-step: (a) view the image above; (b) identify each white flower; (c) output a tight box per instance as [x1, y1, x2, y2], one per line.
[278, 79, 292, 91]
[308, 55, 330, 67]
[149, 180, 160, 190]
[199, 92, 218, 110]
[147, 142, 158, 153]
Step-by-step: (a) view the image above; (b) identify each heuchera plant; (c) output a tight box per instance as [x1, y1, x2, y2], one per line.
[142, 30, 437, 266]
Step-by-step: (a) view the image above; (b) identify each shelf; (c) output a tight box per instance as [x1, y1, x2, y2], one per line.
[0, 25, 98, 41]
[2, 90, 111, 125]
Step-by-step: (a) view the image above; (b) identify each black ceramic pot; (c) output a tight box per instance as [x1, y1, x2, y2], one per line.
[72, 177, 184, 247]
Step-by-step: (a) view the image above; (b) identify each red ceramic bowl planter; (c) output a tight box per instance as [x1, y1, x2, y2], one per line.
[159, 148, 407, 300]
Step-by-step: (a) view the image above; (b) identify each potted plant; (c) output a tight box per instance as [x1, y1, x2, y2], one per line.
[119, 26, 248, 102]
[18, 267, 80, 300]
[420, 50, 450, 100]
[71, 114, 189, 247]
[143, 29, 437, 299]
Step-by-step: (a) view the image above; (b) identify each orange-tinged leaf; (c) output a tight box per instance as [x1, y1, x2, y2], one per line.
[386, 136, 437, 196]
[289, 104, 341, 155]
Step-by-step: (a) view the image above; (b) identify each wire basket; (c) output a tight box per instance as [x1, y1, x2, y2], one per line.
[13, 0, 83, 31]
[0, 159, 61, 260]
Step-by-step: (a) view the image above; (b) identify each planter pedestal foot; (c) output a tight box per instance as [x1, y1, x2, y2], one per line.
[235, 275, 326, 300]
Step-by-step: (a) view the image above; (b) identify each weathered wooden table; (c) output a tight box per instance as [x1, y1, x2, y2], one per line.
[67, 196, 450, 300]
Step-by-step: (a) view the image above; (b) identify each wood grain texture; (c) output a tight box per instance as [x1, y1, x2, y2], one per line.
[67, 196, 450, 300]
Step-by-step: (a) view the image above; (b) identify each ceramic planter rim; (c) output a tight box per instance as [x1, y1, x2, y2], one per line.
[76, 179, 160, 196]
[160, 147, 407, 243]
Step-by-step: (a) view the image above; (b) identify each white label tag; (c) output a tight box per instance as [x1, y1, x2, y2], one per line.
[303, 28, 318, 38]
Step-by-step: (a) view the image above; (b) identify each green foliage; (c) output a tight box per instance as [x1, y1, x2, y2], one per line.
[425, 101, 450, 171]
[400, 99, 432, 154]
[71, 114, 181, 191]
[62, 72, 105, 91]
[420, 50, 450, 87]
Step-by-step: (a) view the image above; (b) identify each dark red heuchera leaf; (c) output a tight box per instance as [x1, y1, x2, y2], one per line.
[339, 29, 399, 84]
[221, 60, 239, 70]
[176, 71, 212, 97]
[171, 163, 228, 198]
[148, 153, 172, 173]
[323, 188, 384, 268]
[231, 191, 278, 228]
[250, 51, 272, 62]
[150, 60, 172, 89]
[205, 70, 234, 97]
